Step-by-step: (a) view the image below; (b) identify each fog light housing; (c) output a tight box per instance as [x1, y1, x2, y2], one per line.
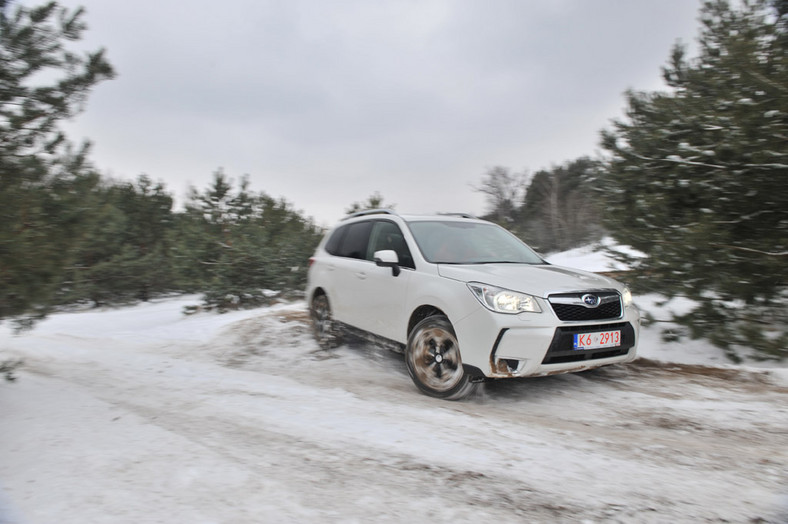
[494, 358, 522, 374]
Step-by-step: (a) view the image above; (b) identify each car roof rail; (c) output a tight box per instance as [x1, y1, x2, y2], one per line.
[342, 208, 398, 220]
[438, 212, 478, 219]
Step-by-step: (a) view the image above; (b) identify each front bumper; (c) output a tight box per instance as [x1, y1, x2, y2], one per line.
[453, 303, 640, 379]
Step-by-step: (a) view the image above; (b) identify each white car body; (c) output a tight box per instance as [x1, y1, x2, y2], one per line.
[306, 211, 639, 398]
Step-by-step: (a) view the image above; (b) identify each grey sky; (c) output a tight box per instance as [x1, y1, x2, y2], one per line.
[54, 0, 701, 226]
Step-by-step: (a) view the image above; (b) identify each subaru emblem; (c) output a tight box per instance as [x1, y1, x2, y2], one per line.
[582, 294, 600, 308]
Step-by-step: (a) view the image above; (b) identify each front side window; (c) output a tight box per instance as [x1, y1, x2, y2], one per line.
[408, 221, 544, 265]
[366, 221, 415, 269]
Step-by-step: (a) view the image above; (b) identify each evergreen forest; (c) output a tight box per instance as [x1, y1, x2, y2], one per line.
[1, 0, 785, 361]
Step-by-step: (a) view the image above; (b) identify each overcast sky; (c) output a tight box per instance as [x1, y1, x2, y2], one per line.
[52, 0, 701, 226]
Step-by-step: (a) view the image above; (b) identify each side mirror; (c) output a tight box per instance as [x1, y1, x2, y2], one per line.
[373, 249, 401, 277]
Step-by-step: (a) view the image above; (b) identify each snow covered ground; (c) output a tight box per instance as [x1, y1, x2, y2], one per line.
[1, 248, 786, 523]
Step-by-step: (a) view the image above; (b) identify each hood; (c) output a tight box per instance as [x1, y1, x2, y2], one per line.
[437, 263, 620, 297]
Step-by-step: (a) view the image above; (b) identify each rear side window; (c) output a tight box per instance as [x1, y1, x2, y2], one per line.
[341, 221, 373, 259]
[326, 221, 374, 259]
[324, 226, 346, 255]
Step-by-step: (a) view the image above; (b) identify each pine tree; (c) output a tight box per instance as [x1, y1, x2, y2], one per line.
[599, 0, 787, 360]
[0, 0, 114, 321]
[174, 171, 322, 311]
[345, 191, 395, 215]
[60, 175, 175, 305]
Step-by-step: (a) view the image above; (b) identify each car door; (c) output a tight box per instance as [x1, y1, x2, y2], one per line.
[355, 220, 414, 342]
[326, 220, 374, 325]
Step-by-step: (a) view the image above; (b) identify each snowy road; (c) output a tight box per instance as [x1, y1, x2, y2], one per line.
[1, 298, 787, 523]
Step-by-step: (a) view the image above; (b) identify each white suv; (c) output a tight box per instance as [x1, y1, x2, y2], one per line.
[306, 210, 639, 400]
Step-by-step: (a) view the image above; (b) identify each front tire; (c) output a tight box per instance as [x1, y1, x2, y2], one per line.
[405, 315, 478, 400]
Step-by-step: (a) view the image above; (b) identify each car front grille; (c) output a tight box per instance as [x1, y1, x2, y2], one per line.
[548, 291, 622, 321]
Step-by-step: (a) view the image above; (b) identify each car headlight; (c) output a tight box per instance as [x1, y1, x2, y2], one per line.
[468, 283, 541, 314]
[621, 287, 633, 307]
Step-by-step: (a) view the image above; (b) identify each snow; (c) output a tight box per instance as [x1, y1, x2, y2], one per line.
[1, 248, 787, 523]
[545, 237, 645, 273]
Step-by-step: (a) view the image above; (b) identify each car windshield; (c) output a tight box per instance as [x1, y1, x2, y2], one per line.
[407, 220, 545, 265]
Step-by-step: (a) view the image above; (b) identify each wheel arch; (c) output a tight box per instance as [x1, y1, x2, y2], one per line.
[309, 286, 328, 304]
[407, 305, 446, 336]
[407, 304, 486, 383]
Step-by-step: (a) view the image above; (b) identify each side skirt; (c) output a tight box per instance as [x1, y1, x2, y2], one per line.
[336, 322, 406, 354]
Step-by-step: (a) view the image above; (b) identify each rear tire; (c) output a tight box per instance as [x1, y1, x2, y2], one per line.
[310, 294, 342, 349]
[405, 315, 478, 400]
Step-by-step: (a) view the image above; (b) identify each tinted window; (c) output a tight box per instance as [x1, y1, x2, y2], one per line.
[367, 221, 415, 269]
[336, 221, 373, 259]
[324, 225, 347, 256]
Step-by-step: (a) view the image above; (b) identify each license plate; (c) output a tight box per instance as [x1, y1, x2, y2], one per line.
[573, 330, 621, 350]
